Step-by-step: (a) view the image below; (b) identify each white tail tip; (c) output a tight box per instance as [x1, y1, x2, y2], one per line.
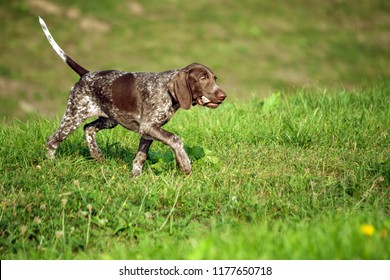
[39, 17, 67, 62]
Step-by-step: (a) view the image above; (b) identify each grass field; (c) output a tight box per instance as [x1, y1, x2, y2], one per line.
[1, 82, 389, 259]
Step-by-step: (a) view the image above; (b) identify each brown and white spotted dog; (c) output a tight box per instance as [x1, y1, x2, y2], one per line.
[39, 17, 226, 177]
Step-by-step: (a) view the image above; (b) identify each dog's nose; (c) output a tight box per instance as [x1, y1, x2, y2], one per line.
[216, 91, 226, 101]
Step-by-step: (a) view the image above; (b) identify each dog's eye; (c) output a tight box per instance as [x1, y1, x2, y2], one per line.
[200, 76, 207, 81]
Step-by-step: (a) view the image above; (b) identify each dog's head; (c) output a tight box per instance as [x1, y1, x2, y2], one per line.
[169, 63, 226, 110]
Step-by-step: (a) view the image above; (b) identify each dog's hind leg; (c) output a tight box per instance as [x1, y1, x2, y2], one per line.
[47, 112, 87, 160]
[84, 117, 118, 161]
[47, 84, 106, 159]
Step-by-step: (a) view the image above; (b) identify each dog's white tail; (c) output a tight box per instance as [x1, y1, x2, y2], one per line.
[39, 17, 66, 62]
[39, 17, 89, 77]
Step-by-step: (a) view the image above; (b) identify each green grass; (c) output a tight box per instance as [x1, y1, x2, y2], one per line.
[1, 82, 389, 259]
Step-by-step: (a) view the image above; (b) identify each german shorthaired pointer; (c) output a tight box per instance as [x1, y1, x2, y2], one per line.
[39, 17, 226, 177]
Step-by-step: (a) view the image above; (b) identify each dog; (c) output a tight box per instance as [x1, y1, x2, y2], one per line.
[39, 17, 226, 177]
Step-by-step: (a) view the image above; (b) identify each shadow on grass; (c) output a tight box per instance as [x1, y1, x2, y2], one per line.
[55, 137, 206, 174]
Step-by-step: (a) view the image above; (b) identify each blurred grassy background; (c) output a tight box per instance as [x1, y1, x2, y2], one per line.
[1, 0, 389, 121]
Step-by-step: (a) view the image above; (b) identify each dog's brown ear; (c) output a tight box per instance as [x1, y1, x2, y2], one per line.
[169, 71, 192, 110]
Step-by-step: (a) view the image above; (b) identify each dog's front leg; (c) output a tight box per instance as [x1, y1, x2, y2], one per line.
[132, 137, 153, 177]
[139, 125, 191, 174]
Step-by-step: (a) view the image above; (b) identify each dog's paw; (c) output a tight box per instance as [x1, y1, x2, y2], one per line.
[89, 149, 104, 162]
[131, 165, 143, 178]
[177, 154, 192, 175]
[47, 149, 56, 160]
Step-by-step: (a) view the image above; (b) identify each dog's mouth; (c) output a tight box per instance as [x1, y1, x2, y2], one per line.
[197, 96, 221, 109]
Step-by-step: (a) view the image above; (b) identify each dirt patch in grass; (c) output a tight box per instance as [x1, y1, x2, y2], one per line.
[27, 0, 111, 32]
